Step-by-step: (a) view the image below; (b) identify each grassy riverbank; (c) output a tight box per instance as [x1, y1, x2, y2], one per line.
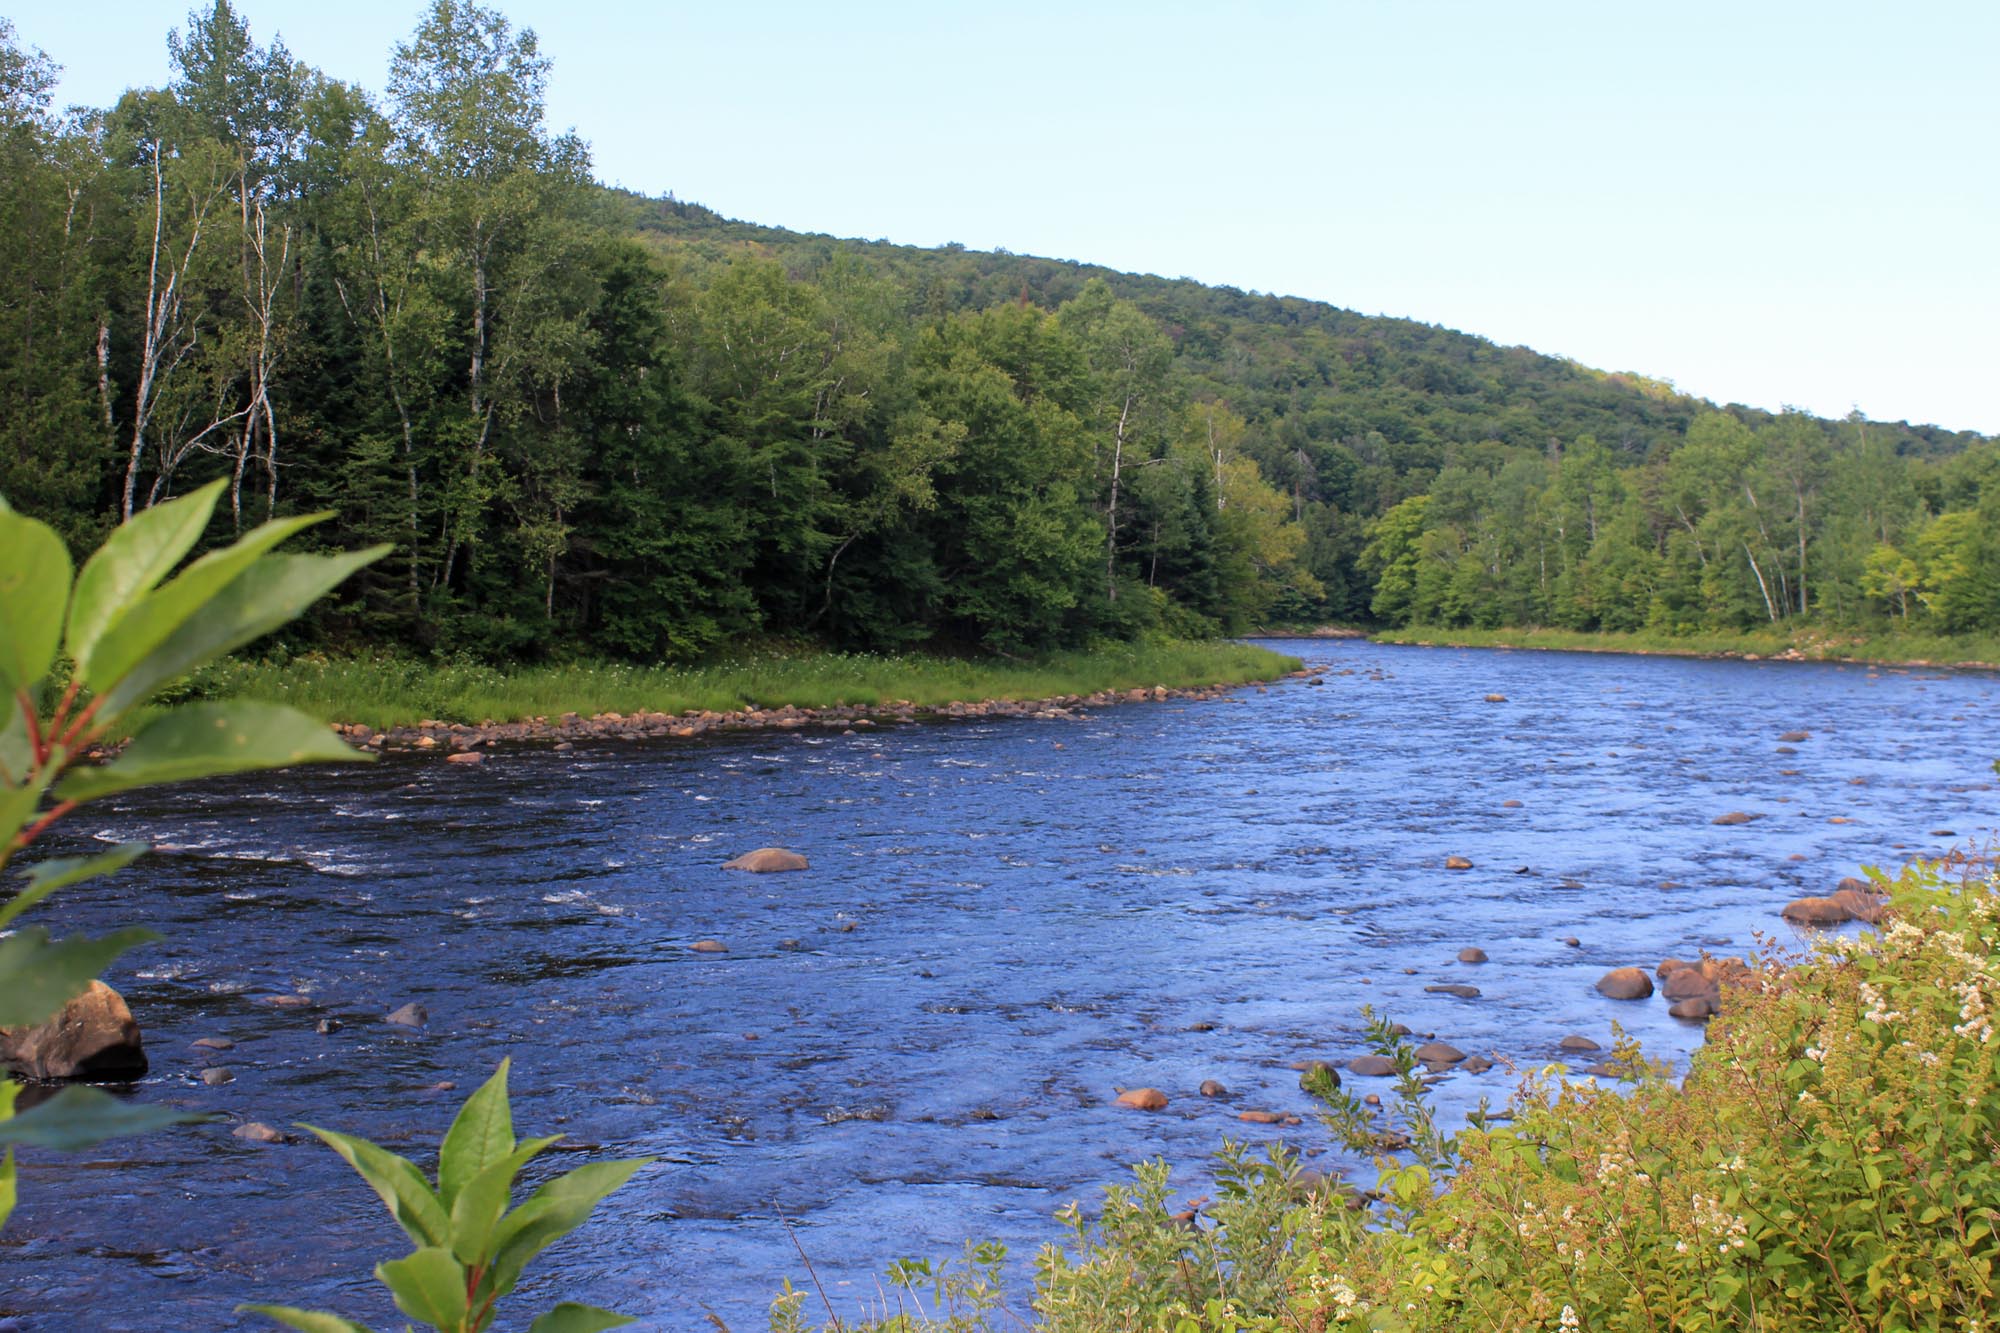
[168, 639, 1303, 730]
[1371, 624, 2000, 669]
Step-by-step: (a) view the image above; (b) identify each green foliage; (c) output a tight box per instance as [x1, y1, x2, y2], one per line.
[0, 482, 379, 1169]
[241, 1059, 651, 1333]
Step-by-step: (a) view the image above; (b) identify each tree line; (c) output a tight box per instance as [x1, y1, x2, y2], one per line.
[4, 2, 1996, 662]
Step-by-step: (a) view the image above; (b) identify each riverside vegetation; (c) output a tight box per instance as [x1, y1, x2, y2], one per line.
[3, 3, 1999, 678]
[783, 853, 2000, 1333]
[0, 488, 646, 1331]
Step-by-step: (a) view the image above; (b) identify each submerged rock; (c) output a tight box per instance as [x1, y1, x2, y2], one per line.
[1444, 856, 1474, 870]
[1198, 1079, 1229, 1098]
[689, 939, 729, 954]
[384, 1002, 428, 1028]
[0, 981, 147, 1080]
[1347, 1054, 1397, 1077]
[1712, 811, 1762, 826]
[232, 1122, 287, 1144]
[1115, 1087, 1168, 1111]
[723, 848, 810, 873]
[1426, 983, 1481, 999]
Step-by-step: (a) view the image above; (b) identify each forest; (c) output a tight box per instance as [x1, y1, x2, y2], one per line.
[5, 1, 1997, 664]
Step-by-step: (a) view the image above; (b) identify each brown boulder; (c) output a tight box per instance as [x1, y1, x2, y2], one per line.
[722, 848, 810, 873]
[1198, 1079, 1228, 1098]
[1595, 968, 1654, 1000]
[0, 981, 147, 1080]
[1558, 1035, 1601, 1052]
[1829, 887, 1888, 924]
[1297, 1060, 1342, 1089]
[1116, 1087, 1168, 1111]
[1425, 983, 1481, 999]
[690, 939, 729, 954]
[1484, 694, 1508, 703]
[1461, 1055, 1495, 1073]
[1444, 856, 1474, 870]
[1778, 730, 1810, 743]
[1669, 997, 1717, 1020]
[233, 1121, 287, 1143]
[444, 751, 485, 765]
[1501, 799, 1524, 808]
[1238, 1109, 1283, 1124]
[384, 1002, 428, 1027]
[1413, 1041, 1464, 1064]
[1782, 896, 1854, 926]
[1457, 947, 1488, 964]
[1712, 811, 1762, 826]
[1661, 968, 1719, 1001]
[1347, 1054, 1398, 1077]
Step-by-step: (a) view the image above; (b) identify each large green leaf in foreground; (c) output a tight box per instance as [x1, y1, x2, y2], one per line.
[57, 702, 366, 805]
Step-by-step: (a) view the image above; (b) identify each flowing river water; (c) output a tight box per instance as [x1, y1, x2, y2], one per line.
[5, 640, 1998, 1331]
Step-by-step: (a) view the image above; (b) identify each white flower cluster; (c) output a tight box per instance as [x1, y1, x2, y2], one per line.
[1953, 978, 1994, 1043]
[1690, 1192, 1750, 1253]
[1859, 981, 1904, 1026]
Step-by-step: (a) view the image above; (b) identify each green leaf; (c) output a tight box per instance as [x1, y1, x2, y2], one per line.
[0, 700, 30, 787]
[526, 1304, 635, 1333]
[80, 511, 331, 697]
[448, 1135, 561, 1265]
[1, 843, 148, 930]
[65, 480, 225, 674]
[374, 1246, 469, 1329]
[56, 703, 364, 805]
[0, 782, 39, 861]
[485, 1158, 652, 1300]
[0, 1085, 207, 1151]
[439, 1058, 516, 1208]
[300, 1125, 451, 1249]
[0, 1149, 13, 1232]
[236, 1304, 379, 1333]
[96, 545, 389, 718]
[0, 507, 72, 695]
[0, 925, 158, 1028]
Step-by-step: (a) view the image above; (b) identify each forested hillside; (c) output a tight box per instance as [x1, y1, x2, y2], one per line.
[6, 2, 1997, 662]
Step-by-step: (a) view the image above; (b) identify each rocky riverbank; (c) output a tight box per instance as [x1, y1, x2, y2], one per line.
[327, 665, 1331, 757]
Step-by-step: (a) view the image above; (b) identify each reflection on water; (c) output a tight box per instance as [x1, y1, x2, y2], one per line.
[6, 641, 1996, 1330]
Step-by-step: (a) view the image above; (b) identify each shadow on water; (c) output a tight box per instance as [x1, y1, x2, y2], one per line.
[6, 640, 1998, 1330]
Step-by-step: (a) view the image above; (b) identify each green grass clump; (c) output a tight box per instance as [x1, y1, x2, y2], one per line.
[1373, 624, 2000, 668]
[167, 640, 1301, 730]
[784, 856, 2000, 1332]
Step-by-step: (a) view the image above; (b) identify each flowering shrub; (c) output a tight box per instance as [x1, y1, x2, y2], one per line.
[795, 856, 1999, 1332]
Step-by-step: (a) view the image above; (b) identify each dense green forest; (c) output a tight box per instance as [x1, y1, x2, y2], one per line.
[5, 2, 1997, 662]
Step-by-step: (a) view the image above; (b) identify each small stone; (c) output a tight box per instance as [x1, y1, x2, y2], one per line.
[1444, 856, 1474, 870]
[1669, 997, 1717, 1020]
[690, 939, 729, 954]
[233, 1122, 286, 1144]
[1558, 1035, 1601, 1053]
[1484, 693, 1508, 703]
[1595, 968, 1654, 1000]
[444, 751, 485, 765]
[776, 938, 804, 951]
[1425, 983, 1480, 999]
[1347, 1054, 1397, 1077]
[1560, 936, 1581, 947]
[1778, 730, 1810, 742]
[1461, 1055, 1495, 1073]
[1198, 1079, 1229, 1098]
[1238, 1109, 1283, 1124]
[1116, 1087, 1168, 1111]
[315, 1017, 342, 1035]
[192, 1037, 234, 1051]
[384, 1003, 428, 1027]
[1413, 1041, 1464, 1064]
[1363, 1093, 1381, 1106]
[1712, 811, 1762, 826]
[200, 1066, 234, 1086]
[1186, 1020, 1216, 1032]
[1457, 947, 1488, 964]
[1500, 799, 1523, 808]
[263, 994, 312, 1008]
[428, 1080, 458, 1092]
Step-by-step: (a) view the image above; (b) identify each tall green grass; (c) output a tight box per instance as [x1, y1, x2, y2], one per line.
[1371, 624, 2000, 667]
[167, 641, 1303, 729]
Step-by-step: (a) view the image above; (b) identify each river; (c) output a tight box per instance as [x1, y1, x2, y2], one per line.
[5, 640, 1996, 1330]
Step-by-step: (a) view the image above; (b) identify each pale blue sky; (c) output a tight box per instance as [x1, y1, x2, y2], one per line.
[19, 2, 1998, 432]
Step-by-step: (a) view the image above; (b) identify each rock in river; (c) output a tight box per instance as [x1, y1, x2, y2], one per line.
[723, 848, 810, 873]
[1115, 1087, 1168, 1111]
[1712, 811, 1763, 826]
[1595, 968, 1654, 1000]
[1558, 1035, 1601, 1052]
[384, 1002, 428, 1027]
[1444, 856, 1474, 870]
[690, 939, 729, 953]
[1425, 983, 1481, 999]
[1347, 1054, 1397, 1077]
[1198, 1079, 1228, 1098]
[0, 981, 147, 1080]
[1413, 1041, 1464, 1064]
[1457, 947, 1488, 964]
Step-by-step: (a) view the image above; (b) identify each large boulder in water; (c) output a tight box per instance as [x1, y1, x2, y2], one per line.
[0, 981, 147, 1080]
[723, 848, 809, 873]
[1783, 896, 1856, 926]
[1115, 1087, 1168, 1110]
[1595, 968, 1654, 1000]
